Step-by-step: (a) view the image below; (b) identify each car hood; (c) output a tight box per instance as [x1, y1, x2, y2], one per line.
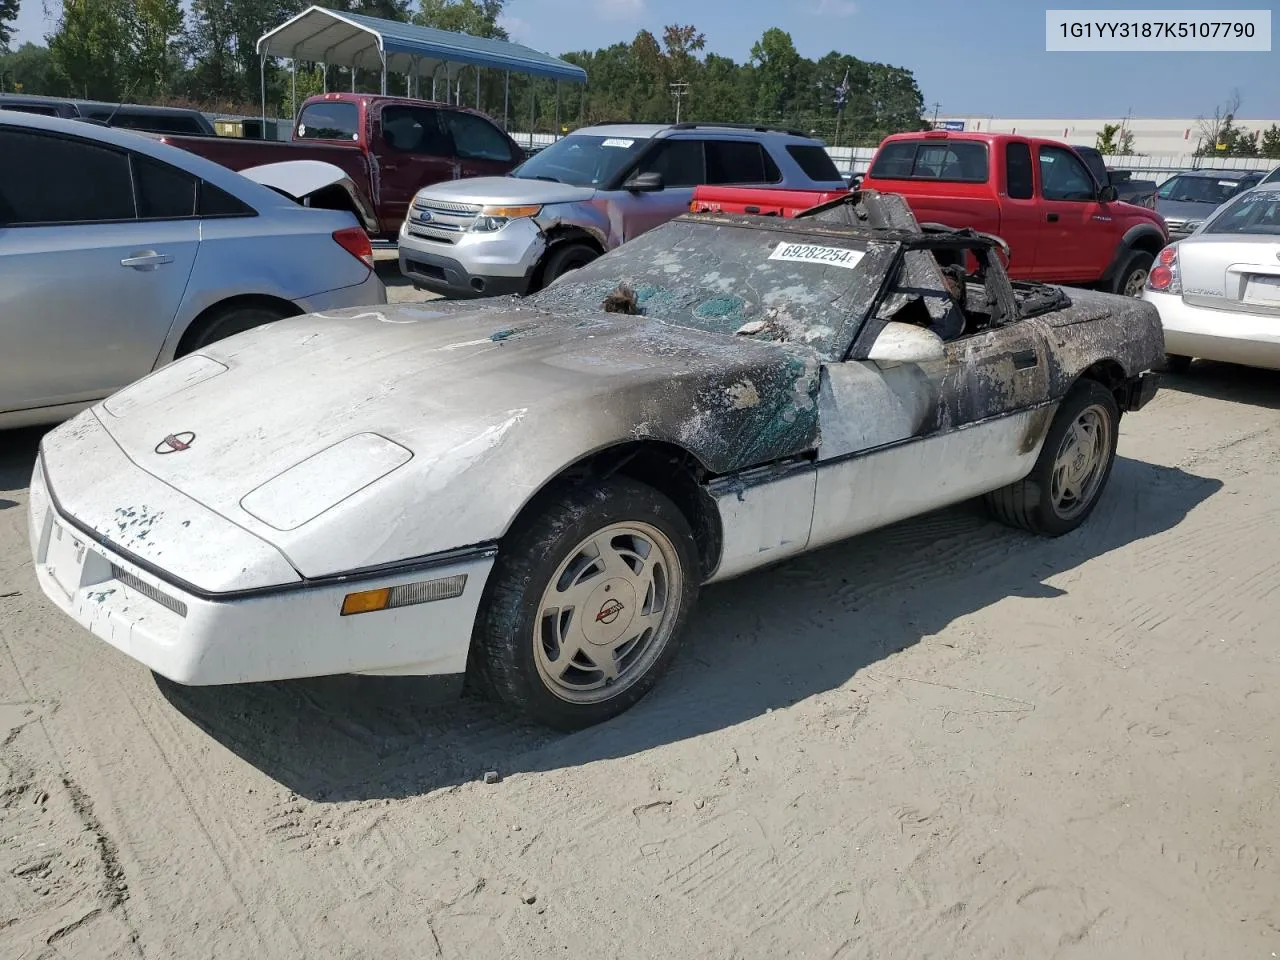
[1157, 197, 1219, 223]
[81, 302, 820, 579]
[418, 176, 597, 206]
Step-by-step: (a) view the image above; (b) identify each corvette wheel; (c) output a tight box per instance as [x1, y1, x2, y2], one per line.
[470, 478, 698, 730]
[985, 379, 1120, 537]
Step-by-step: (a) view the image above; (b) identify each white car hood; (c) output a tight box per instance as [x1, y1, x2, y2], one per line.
[240, 159, 352, 200]
[74, 302, 819, 582]
[418, 176, 597, 206]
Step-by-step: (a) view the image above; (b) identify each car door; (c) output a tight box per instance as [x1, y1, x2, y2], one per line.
[1036, 143, 1119, 281]
[444, 110, 521, 179]
[999, 140, 1042, 279]
[374, 104, 460, 229]
[808, 258, 1052, 550]
[0, 128, 200, 415]
[617, 138, 707, 242]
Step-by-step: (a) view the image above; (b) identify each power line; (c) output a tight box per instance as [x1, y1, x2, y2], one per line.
[670, 80, 689, 123]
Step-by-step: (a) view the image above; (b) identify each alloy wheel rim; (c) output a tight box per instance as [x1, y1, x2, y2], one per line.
[533, 521, 682, 704]
[1124, 269, 1148, 297]
[1050, 404, 1111, 520]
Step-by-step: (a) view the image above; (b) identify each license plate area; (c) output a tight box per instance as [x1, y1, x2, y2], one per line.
[45, 520, 87, 598]
[1244, 274, 1280, 305]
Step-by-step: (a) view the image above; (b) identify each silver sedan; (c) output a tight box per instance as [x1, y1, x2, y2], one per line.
[1143, 186, 1280, 372]
[0, 112, 386, 429]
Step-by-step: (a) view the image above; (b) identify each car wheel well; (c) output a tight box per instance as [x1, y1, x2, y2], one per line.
[531, 228, 605, 290]
[175, 295, 303, 357]
[1078, 359, 1128, 409]
[509, 441, 722, 581]
[1129, 233, 1166, 258]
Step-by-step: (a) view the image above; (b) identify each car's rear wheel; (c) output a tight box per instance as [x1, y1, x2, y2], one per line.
[179, 303, 291, 355]
[470, 477, 699, 729]
[539, 242, 599, 290]
[985, 380, 1120, 537]
[1113, 250, 1154, 298]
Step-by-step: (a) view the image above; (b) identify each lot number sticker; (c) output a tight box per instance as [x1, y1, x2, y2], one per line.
[769, 241, 864, 269]
[602, 138, 635, 148]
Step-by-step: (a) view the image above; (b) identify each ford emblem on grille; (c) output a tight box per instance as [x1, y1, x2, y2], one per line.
[155, 432, 195, 454]
[419, 210, 432, 222]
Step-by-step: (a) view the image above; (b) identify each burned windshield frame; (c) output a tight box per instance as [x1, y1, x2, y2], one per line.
[524, 218, 898, 360]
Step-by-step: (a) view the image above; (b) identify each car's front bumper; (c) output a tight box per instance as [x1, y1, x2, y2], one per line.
[398, 217, 542, 298]
[1143, 289, 1280, 370]
[28, 452, 493, 686]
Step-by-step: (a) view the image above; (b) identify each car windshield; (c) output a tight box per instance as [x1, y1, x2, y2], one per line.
[526, 218, 899, 360]
[1204, 189, 1280, 236]
[511, 134, 649, 187]
[1158, 175, 1244, 204]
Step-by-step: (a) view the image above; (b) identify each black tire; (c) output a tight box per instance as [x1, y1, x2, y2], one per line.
[470, 477, 699, 730]
[538, 242, 599, 290]
[1112, 249, 1154, 298]
[179, 304, 290, 355]
[985, 379, 1120, 537]
[1159, 353, 1192, 374]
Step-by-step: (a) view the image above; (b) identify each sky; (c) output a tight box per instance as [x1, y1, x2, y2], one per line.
[10, 0, 1279, 118]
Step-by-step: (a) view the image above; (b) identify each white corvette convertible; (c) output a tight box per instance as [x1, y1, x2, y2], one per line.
[29, 192, 1163, 729]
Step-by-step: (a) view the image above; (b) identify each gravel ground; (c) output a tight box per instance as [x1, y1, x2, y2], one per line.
[1, 356, 1277, 960]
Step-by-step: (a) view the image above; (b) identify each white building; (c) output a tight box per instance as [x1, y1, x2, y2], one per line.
[933, 116, 1279, 164]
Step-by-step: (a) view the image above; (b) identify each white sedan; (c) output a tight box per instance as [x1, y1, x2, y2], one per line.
[1143, 186, 1280, 372]
[29, 194, 1163, 730]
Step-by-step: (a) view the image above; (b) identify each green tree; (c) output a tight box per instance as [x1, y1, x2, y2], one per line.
[0, 42, 61, 93]
[1261, 124, 1280, 160]
[749, 27, 800, 119]
[1, 0, 19, 50]
[48, 0, 132, 99]
[131, 0, 185, 97]
[1096, 122, 1121, 154]
[184, 0, 292, 109]
[414, 0, 505, 37]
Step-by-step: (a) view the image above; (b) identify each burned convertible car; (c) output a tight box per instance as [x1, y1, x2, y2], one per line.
[29, 192, 1163, 729]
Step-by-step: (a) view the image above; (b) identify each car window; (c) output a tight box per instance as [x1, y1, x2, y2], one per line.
[706, 140, 782, 185]
[1038, 145, 1096, 202]
[1, 103, 60, 116]
[1005, 142, 1034, 199]
[134, 155, 198, 219]
[786, 144, 842, 183]
[197, 181, 255, 217]
[95, 111, 208, 135]
[1204, 189, 1280, 235]
[0, 130, 135, 225]
[297, 101, 360, 141]
[380, 105, 451, 157]
[445, 111, 513, 162]
[513, 134, 648, 187]
[869, 140, 988, 183]
[1158, 175, 1244, 204]
[641, 139, 705, 188]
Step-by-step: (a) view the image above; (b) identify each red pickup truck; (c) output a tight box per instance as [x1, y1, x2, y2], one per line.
[693, 131, 1168, 296]
[155, 93, 524, 239]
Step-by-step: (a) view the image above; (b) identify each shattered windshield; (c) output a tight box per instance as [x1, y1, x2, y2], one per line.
[526, 218, 898, 360]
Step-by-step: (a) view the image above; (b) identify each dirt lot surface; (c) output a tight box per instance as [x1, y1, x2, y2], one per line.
[2, 357, 1278, 960]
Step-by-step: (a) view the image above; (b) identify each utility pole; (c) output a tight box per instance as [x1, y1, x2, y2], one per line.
[931, 101, 941, 127]
[670, 81, 689, 124]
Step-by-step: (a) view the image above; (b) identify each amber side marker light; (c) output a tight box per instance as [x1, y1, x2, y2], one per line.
[340, 575, 468, 616]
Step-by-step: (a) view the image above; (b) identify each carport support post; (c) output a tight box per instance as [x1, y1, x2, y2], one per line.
[351, 66, 356, 92]
[529, 77, 536, 147]
[259, 51, 267, 122]
[554, 81, 560, 140]
[379, 48, 387, 95]
[476, 67, 481, 112]
[290, 58, 297, 119]
[321, 62, 327, 94]
[503, 71, 510, 130]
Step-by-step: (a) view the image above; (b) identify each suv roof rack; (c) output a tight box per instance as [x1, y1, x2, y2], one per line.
[669, 121, 810, 138]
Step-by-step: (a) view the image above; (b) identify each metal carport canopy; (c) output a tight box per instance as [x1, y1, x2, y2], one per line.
[256, 6, 588, 85]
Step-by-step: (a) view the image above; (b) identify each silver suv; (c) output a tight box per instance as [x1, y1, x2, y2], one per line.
[398, 122, 847, 298]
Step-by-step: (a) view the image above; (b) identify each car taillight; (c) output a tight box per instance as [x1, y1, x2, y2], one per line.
[1146, 243, 1181, 294]
[333, 227, 374, 270]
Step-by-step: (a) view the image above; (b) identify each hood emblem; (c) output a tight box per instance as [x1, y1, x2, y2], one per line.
[155, 432, 195, 454]
[595, 599, 624, 624]
[418, 209, 432, 221]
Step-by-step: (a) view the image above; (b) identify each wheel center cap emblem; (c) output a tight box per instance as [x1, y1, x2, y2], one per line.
[595, 598, 625, 624]
[155, 431, 196, 454]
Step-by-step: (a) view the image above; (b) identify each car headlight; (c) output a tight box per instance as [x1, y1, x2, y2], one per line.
[468, 204, 542, 233]
[1182, 219, 1203, 233]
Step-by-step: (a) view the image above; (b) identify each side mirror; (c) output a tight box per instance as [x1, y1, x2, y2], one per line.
[866, 321, 946, 365]
[1098, 184, 1119, 203]
[624, 171, 663, 193]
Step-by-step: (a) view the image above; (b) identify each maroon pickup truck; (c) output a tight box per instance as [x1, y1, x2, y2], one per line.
[157, 93, 524, 239]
